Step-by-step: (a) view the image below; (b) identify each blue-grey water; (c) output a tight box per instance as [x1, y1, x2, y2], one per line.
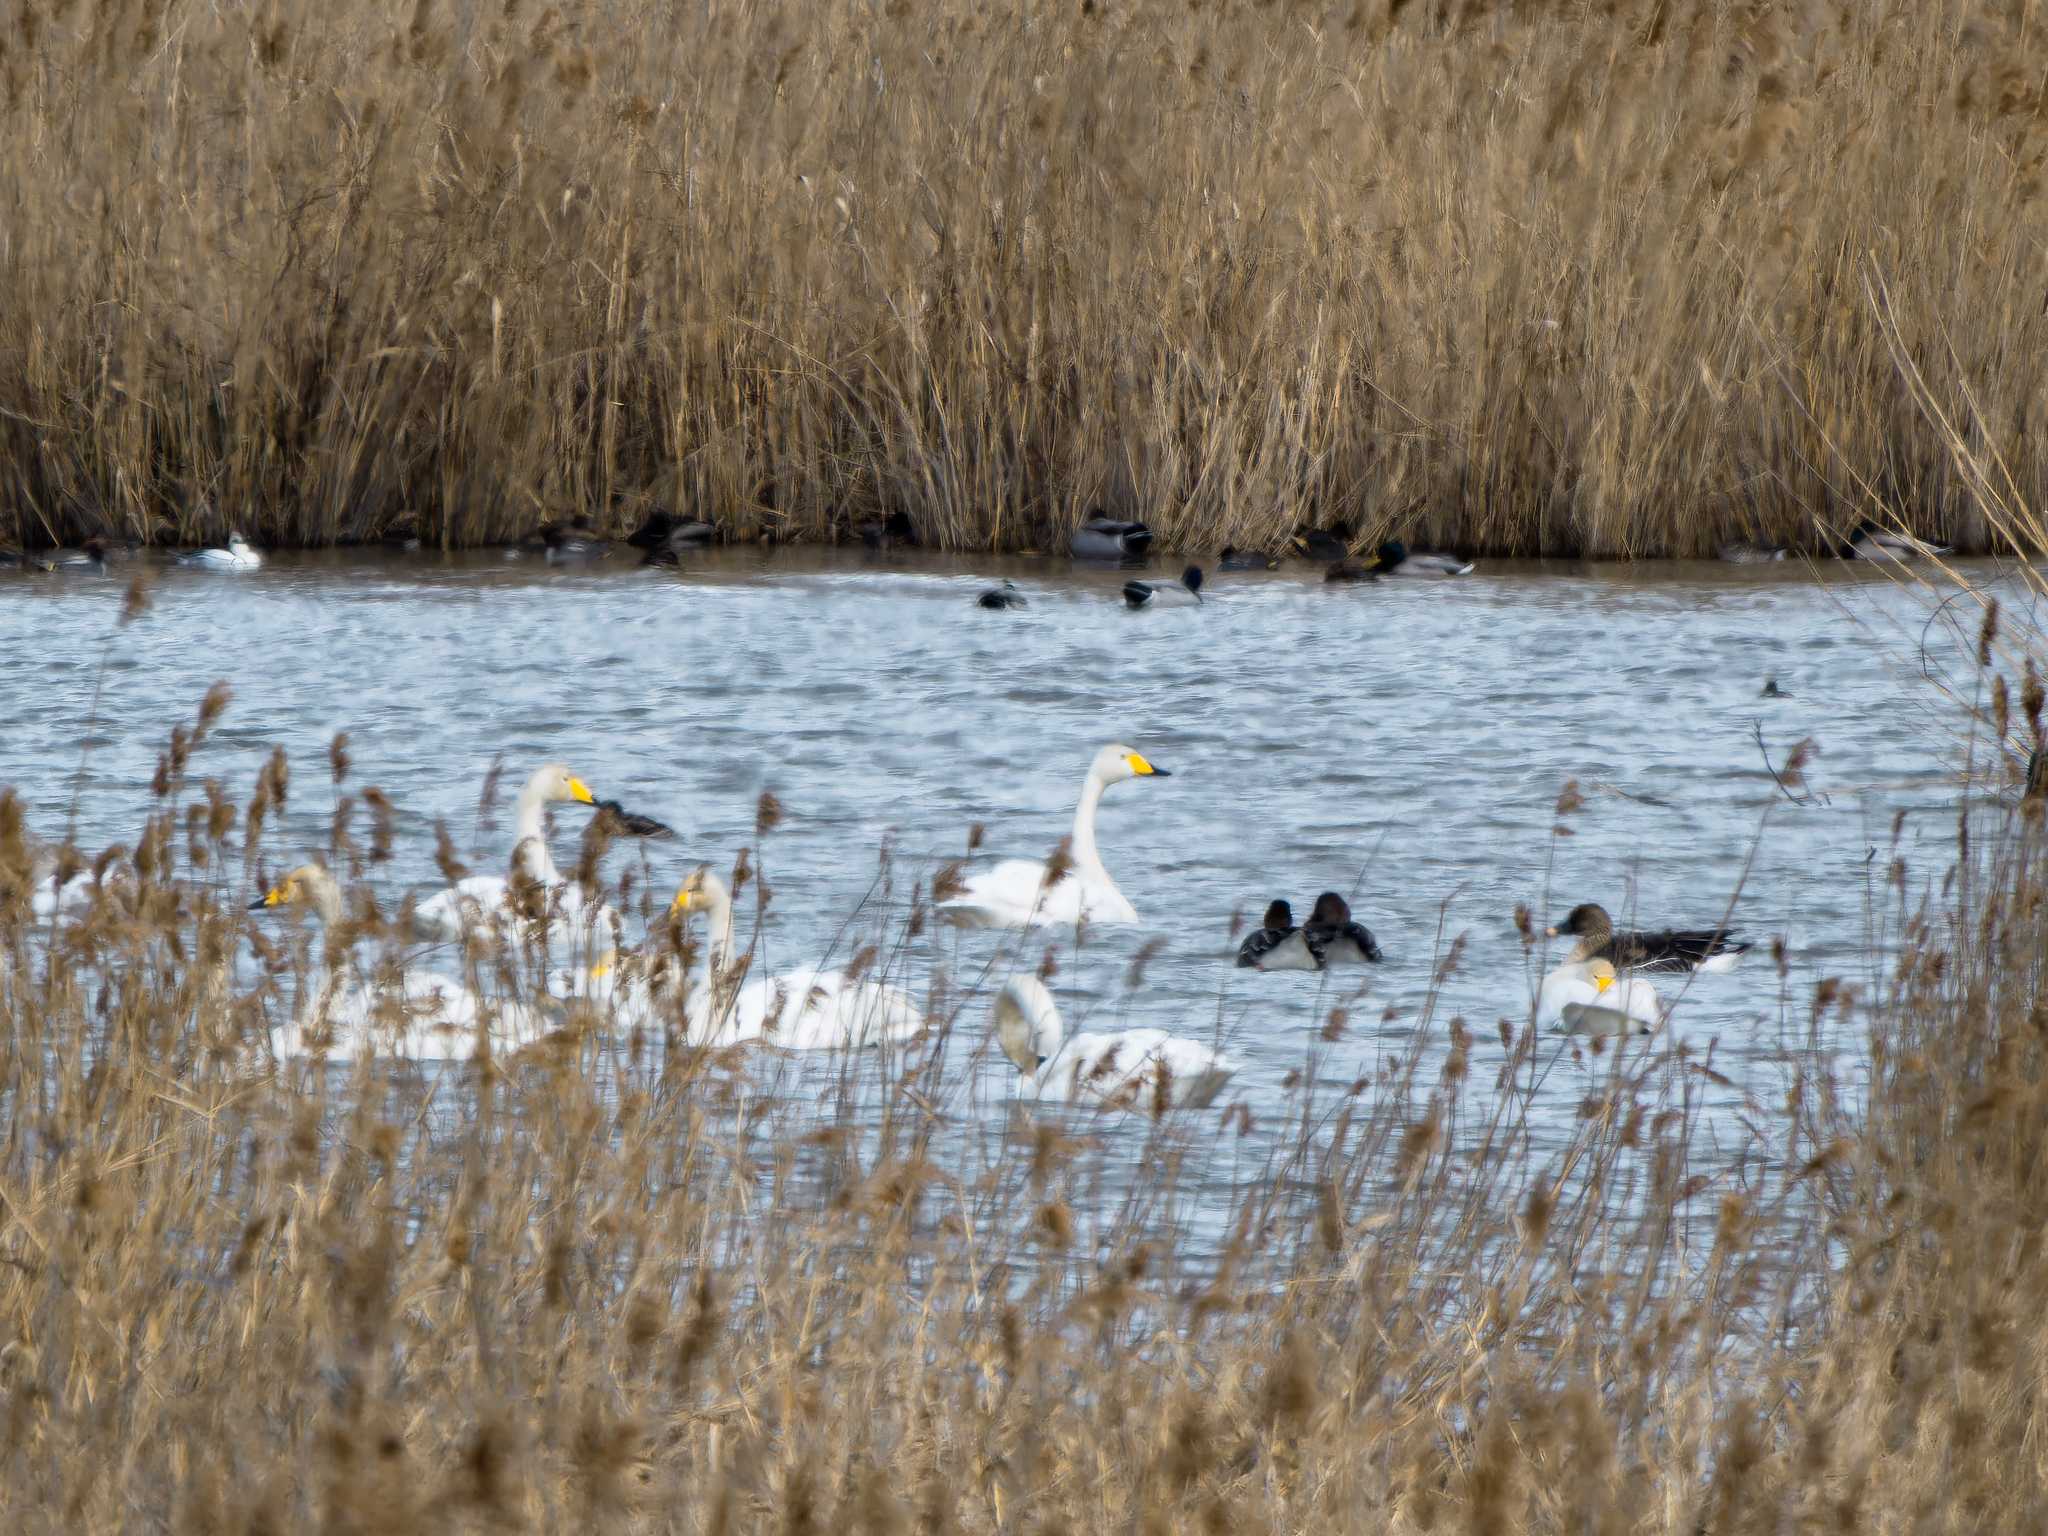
[0, 546, 2029, 1266]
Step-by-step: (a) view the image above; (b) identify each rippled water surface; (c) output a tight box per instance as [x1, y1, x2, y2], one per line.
[0, 548, 2021, 1230]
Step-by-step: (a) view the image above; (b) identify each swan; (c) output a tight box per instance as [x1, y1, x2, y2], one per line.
[654, 867, 923, 1048]
[1122, 566, 1203, 608]
[1373, 539, 1474, 577]
[27, 853, 132, 921]
[251, 865, 552, 1061]
[1838, 520, 1948, 561]
[977, 581, 1027, 610]
[937, 744, 1171, 929]
[180, 532, 263, 570]
[991, 975, 1239, 1110]
[1547, 902, 1750, 974]
[1537, 959, 1664, 1037]
[1301, 892, 1385, 966]
[410, 764, 613, 951]
[1071, 514, 1154, 562]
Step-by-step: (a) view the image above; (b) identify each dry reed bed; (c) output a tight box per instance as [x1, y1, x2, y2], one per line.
[4, 660, 2048, 1529]
[2, 0, 2046, 555]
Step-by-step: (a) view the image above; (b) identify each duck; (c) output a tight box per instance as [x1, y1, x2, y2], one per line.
[1717, 540, 1789, 564]
[251, 864, 552, 1061]
[1760, 678, 1789, 699]
[659, 867, 924, 1048]
[410, 764, 613, 951]
[1218, 546, 1279, 572]
[1291, 524, 1353, 563]
[1537, 958, 1665, 1037]
[1301, 891, 1385, 966]
[937, 744, 1171, 929]
[51, 537, 112, 573]
[1836, 520, 1948, 562]
[1546, 901, 1751, 974]
[1070, 513, 1154, 562]
[977, 581, 1027, 610]
[1236, 899, 1313, 971]
[179, 532, 264, 570]
[1122, 566, 1204, 609]
[1373, 539, 1474, 577]
[0, 549, 54, 572]
[859, 510, 918, 550]
[990, 974, 1239, 1110]
[542, 521, 611, 563]
[593, 800, 677, 840]
[627, 508, 717, 551]
[1324, 560, 1376, 584]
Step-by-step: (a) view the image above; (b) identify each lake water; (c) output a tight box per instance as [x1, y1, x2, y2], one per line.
[0, 547, 2027, 1259]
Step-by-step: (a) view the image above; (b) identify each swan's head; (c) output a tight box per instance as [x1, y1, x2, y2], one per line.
[1261, 898, 1294, 931]
[1545, 903, 1612, 941]
[992, 974, 1062, 1075]
[532, 764, 597, 806]
[1308, 891, 1351, 925]
[1586, 959, 1618, 994]
[670, 865, 732, 914]
[249, 863, 329, 911]
[1093, 743, 1170, 784]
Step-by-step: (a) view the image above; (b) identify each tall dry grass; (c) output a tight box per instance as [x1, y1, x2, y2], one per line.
[2, 0, 2045, 555]
[4, 646, 2048, 1528]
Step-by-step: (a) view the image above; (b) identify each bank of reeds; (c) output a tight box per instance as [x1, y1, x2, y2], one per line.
[3, 0, 2046, 556]
[4, 653, 2048, 1528]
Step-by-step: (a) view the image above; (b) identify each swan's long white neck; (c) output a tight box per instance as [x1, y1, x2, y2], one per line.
[690, 886, 738, 973]
[1068, 766, 1111, 879]
[299, 869, 346, 929]
[511, 777, 560, 882]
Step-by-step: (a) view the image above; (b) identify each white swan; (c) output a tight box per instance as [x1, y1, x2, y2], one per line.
[411, 764, 614, 952]
[572, 867, 922, 1049]
[251, 865, 552, 1061]
[28, 853, 130, 921]
[1537, 959, 1664, 1037]
[180, 532, 264, 570]
[991, 975, 1239, 1109]
[938, 744, 1171, 929]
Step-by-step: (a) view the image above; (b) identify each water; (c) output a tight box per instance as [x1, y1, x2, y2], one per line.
[0, 548, 2025, 1259]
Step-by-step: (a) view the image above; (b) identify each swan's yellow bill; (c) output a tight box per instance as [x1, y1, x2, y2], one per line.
[1126, 752, 1166, 776]
[567, 776, 595, 804]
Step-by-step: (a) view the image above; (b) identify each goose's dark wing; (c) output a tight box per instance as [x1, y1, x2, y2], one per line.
[1608, 929, 1751, 971]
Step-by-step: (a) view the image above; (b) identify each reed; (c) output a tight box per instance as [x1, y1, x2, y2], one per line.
[2, 0, 2043, 557]
[4, 649, 2048, 1528]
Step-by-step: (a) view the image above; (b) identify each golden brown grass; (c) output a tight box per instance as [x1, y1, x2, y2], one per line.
[5, 648, 2048, 1529]
[3, 0, 2045, 555]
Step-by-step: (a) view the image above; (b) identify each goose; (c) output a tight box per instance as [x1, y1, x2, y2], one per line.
[180, 532, 263, 570]
[991, 975, 1239, 1110]
[1837, 520, 1947, 562]
[1218, 546, 1279, 572]
[1071, 514, 1154, 562]
[1122, 566, 1204, 609]
[1236, 899, 1313, 970]
[859, 510, 918, 549]
[1717, 541, 1788, 564]
[1301, 892, 1385, 966]
[1537, 958, 1664, 1037]
[251, 864, 551, 1061]
[937, 744, 1171, 929]
[1547, 901, 1750, 974]
[977, 581, 1027, 610]
[410, 764, 613, 950]
[1373, 539, 1474, 578]
[656, 867, 923, 1048]
[1291, 525, 1353, 563]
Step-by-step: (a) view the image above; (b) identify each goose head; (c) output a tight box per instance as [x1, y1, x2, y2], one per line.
[1092, 743, 1170, 785]
[1546, 903, 1613, 942]
[992, 974, 1062, 1075]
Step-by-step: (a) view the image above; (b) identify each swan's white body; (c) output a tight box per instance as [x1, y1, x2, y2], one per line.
[573, 870, 924, 1050]
[411, 765, 615, 953]
[183, 533, 263, 570]
[938, 744, 1168, 930]
[254, 866, 551, 1062]
[28, 856, 126, 921]
[1537, 960, 1664, 1037]
[992, 975, 1238, 1110]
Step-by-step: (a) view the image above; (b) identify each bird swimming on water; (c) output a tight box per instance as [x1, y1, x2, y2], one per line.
[1547, 902, 1750, 973]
